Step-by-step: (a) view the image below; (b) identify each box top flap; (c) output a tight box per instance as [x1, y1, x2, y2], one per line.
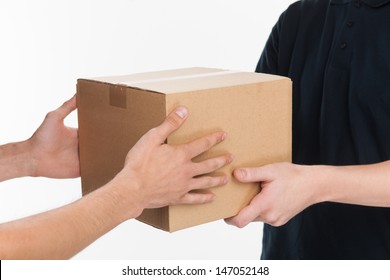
[79, 67, 290, 94]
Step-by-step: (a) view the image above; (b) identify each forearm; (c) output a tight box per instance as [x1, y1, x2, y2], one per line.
[314, 160, 390, 207]
[0, 178, 142, 259]
[0, 141, 35, 182]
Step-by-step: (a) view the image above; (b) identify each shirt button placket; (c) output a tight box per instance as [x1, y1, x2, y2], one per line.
[340, 3, 357, 51]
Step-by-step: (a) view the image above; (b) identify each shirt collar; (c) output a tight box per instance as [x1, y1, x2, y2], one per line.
[362, 0, 390, 7]
[330, 0, 390, 7]
[330, 0, 350, 4]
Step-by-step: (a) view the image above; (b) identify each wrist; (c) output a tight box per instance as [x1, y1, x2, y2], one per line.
[23, 139, 39, 177]
[0, 140, 36, 180]
[308, 165, 337, 204]
[102, 170, 145, 222]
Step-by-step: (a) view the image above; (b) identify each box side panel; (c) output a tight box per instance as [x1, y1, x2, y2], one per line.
[165, 79, 292, 231]
[136, 207, 170, 231]
[77, 80, 166, 197]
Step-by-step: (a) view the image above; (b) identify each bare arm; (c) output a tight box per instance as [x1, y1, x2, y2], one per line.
[0, 98, 232, 259]
[316, 161, 390, 207]
[0, 140, 34, 182]
[226, 161, 390, 228]
[0, 183, 136, 259]
[0, 96, 79, 182]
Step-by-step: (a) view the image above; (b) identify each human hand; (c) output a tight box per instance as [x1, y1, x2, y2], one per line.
[28, 96, 79, 178]
[225, 163, 321, 227]
[110, 106, 233, 217]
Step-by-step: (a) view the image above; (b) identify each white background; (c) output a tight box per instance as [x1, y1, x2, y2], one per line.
[0, 0, 296, 259]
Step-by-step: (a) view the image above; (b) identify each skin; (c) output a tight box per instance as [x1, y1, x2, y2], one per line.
[0, 96, 232, 259]
[226, 161, 390, 228]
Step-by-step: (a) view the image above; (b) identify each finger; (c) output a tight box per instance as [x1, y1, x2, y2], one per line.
[188, 175, 229, 191]
[233, 166, 272, 183]
[55, 96, 77, 120]
[179, 192, 216, 205]
[192, 154, 234, 176]
[183, 131, 227, 159]
[225, 200, 262, 228]
[152, 106, 188, 144]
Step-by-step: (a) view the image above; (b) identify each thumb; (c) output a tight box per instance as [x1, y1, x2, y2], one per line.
[233, 166, 272, 183]
[225, 194, 263, 228]
[153, 106, 188, 143]
[55, 95, 77, 120]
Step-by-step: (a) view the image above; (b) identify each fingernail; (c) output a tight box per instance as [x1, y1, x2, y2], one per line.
[221, 132, 227, 141]
[175, 107, 188, 119]
[228, 154, 234, 163]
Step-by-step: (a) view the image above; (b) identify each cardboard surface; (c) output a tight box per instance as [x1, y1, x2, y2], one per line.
[77, 67, 292, 232]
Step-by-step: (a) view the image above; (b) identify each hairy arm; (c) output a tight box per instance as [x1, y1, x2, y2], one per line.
[0, 99, 232, 259]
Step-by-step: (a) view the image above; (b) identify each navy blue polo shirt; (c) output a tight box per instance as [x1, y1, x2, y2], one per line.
[256, 0, 390, 259]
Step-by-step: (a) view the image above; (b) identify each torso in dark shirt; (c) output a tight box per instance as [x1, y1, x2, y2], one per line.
[256, 0, 390, 259]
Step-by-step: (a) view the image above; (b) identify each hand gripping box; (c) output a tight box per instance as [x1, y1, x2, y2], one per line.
[77, 67, 292, 232]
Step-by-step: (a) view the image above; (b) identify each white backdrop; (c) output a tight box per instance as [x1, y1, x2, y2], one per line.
[0, 0, 296, 259]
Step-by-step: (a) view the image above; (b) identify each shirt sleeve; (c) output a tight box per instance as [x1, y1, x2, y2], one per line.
[255, 1, 302, 76]
[255, 14, 283, 75]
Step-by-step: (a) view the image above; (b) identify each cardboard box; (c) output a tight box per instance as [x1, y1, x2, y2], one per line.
[77, 67, 292, 232]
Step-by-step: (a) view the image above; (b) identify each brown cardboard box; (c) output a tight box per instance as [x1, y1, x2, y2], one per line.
[77, 67, 292, 232]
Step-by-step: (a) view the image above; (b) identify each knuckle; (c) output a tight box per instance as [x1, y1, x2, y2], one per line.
[214, 176, 226, 186]
[265, 216, 277, 226]
[189, 175, 224, 191]
[165, 114, 181, 129]
[268, 220, 282, 227]
[179, 144, 193, 160]
[220, 155, 233, 169]
[202, 137, 215, 151]
[193, 158, 225, 177]
[235, 220, 246, 229]
[185, 180, 197, 192]
[44, 111, 53, 119]
[264, 212, 282, 227]
[244, 168, 254, 180]
[45, 111, 57, 121]
[210, 176, 226, 187]
[203, 176, 215, 187]
[62, 100, 70, 108]
[176, 146, 187, 160]
[180, 194, 194, 205]
[207, 159, 221, 171]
